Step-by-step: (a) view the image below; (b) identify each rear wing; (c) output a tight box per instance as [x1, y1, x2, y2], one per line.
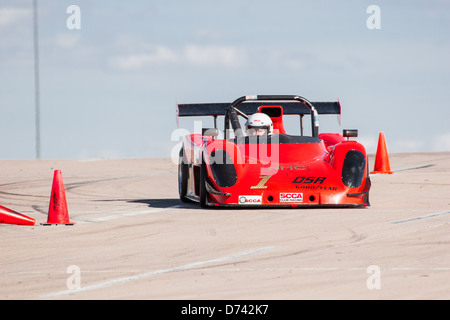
[177, 101, 341, 117]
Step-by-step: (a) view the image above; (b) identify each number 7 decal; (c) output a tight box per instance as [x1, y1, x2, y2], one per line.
[250, 175, 273, 189]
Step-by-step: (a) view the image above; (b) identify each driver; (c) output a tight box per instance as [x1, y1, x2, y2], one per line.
[245, 113, 273, 136]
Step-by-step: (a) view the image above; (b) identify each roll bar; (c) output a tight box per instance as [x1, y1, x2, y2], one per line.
[225, 95, 319, 139]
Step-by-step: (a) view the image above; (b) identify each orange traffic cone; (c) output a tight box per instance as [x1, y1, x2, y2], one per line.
[371, 132, 394, 174]
[41, 170, 75, 225]
[0, 205, 36, 226]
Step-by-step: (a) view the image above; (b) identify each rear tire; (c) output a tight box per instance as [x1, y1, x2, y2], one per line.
[178, 148, 191, 203]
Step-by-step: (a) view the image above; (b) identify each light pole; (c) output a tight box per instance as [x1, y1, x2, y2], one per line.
[33, 0, 41, 159]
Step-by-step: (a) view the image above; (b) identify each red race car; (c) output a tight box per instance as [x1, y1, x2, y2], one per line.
[177, 95, 371, 208]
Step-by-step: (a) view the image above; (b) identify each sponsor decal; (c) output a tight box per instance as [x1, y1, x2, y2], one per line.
[265, 166, 308, 171]
[279, 193, 303, 203]
[250, 175, 273, 189]
[292, 176, 326, 184]
[238, 195, 262, 205]
[295, 185, 337, 191]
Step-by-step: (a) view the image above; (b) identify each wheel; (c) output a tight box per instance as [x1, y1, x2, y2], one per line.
[178, 148, 191, 203]
[199, 159, 210, 208]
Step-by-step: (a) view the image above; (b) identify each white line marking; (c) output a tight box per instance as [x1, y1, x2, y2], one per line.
[76, 205, 182, 224]
[40, 246, 277, 298]
[390, 210, 450, 224]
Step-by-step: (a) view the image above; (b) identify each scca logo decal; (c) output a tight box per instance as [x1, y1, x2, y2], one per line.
[238, 195, 262, 204]
[280, 193, 303, 199]
[280, 193, 303, 203]
[292, 177, 326, 184]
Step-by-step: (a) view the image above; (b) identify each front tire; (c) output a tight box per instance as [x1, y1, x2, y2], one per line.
[199, 160, 209, 208]
[178, 148, 191, 203]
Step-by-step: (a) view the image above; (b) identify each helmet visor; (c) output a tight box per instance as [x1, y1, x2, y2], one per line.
[247, 125, 269, 136]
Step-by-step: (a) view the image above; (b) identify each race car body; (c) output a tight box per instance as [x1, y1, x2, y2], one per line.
[177, 95, 371, 208]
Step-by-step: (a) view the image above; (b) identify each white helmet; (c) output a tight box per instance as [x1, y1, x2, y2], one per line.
[245, 113, 273, 136]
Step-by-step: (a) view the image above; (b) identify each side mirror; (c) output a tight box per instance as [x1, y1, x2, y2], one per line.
[202, 128, 219, 137]
[343, 129, 358, 139]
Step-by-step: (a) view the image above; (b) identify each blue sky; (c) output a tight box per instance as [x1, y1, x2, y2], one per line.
[1, 0, 449, 159]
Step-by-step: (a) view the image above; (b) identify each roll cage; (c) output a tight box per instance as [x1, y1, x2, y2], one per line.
[224, 95, 319, 140]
